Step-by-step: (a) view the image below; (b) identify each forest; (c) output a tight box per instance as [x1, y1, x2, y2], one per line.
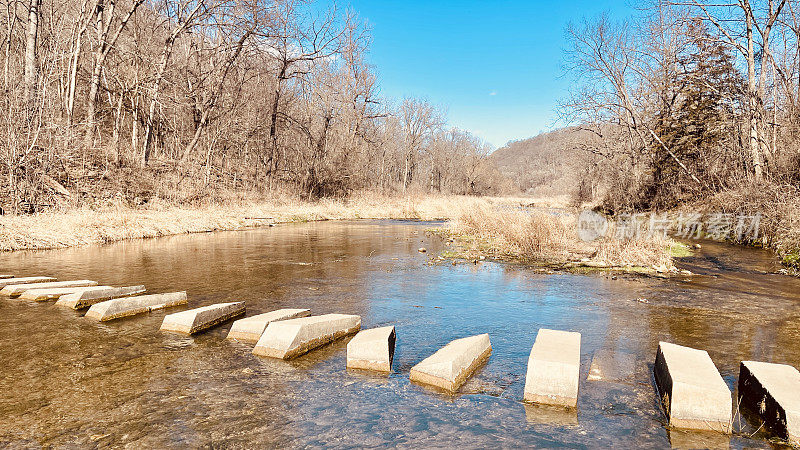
[1, 0, 505, 214]
[557, 0, 800, 259]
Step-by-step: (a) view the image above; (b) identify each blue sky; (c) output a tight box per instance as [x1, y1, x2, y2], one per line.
[321, 0, 632, 148]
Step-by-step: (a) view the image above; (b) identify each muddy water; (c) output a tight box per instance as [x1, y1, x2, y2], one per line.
[1, 220, 799, 448]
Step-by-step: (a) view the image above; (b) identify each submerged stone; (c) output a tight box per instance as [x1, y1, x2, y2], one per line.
[19, 285, 113, 302]
[587, 349, 636, 382]
[252, 313, 361, 360]
[55, 285, 147, 309]
[738, 360, 800, 446]
[85, 292, 188, 321]
[409, 333, 492, 392]
[1, 280, 97, 297]
[524, 329, 581, 407]
[160, 302, 245, 334]
[347, 326, 396, 372]
[226, 308, 311, 343]
[0, 276, 57, 290]
[653, 341, 732, 433]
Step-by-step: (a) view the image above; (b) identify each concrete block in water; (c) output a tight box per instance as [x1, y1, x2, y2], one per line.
[653, 341, 732, 433]
[253, 314, 361, 360]
[524, 329, 581, 407]
[409, 333, 492, 392]
[160, 302, 245, 334]
[1, 280, 97, 297]
[0, 276, 56, 289]
[226, 308, 311, 343]
[85, 292, 188, 321]
[738, 360, 800, 445]
[347, 326, 396, 372]
[587, 349, 636, 382]
[19, 285, 113, 302]
[55, 285, 147, 309]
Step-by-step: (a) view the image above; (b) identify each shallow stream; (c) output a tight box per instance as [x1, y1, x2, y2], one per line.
[1, 220, 799, 448]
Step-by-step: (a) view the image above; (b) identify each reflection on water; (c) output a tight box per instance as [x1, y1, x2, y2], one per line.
[0, 221, 798, 447]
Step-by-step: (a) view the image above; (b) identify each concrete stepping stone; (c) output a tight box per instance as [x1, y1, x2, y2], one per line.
[1, 280, 97, 297]
[738, 360, 800, 445]
[19, 285, 113, 302]
[252, 313, 361, 360]
[226, 308, 311, 343]
[55, 285, 147, 309]
[0, 276, 56, 289]
[85, 292, 188, 321]
[524, 329, 581, 407]
[524, 403, 579, 426]
[160, 302, 245, 334]
[409, 333, 492, 392]
[653, 341, 732, 433]
[587, 348, 635, 382]
[347, 326, 396, 372]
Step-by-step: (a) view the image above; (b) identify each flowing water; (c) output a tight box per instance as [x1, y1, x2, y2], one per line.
[1, 220, 799, 448]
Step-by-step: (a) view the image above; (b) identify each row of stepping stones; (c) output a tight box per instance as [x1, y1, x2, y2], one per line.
[1, 274, 797, 446]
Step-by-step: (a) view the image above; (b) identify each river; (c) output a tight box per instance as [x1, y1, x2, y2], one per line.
[1, 220, 798, 448]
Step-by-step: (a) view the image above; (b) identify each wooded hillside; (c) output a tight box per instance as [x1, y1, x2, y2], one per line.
[1, 0, 505, 214]
[489, 127, 596, 198]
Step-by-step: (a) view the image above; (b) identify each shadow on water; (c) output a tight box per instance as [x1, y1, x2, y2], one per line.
[0, 220, 798, 447]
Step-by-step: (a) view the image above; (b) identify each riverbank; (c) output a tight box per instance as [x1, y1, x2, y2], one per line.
[0, 194, 523, 252]
[0, 194, 683, 274]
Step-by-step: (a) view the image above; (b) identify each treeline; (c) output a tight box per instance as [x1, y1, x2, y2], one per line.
[562, 0, 800, 217]
[1, 0, 503, 214]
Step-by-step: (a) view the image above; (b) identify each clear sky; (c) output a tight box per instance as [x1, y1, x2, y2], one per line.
[322, 0, 632, 149]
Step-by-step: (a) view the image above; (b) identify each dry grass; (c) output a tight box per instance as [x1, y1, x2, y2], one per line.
[449, 206, 572, 262]
[703, 182, 800, 268]
[0, 193, 517, 252]
[446, 203, 678, 269]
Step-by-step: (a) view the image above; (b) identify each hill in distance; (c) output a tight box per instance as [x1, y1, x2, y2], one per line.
[490, 126, 594, 198]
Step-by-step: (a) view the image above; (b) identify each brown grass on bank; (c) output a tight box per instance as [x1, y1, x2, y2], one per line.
[702, 182, 800, 267]
[450, 206, 572, 262]
[447, 203, 678, 269]
[0, 193, 522, 252]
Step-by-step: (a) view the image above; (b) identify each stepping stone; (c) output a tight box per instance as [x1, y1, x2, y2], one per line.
[253, 314, 361, 360]
[160, 302, 245, 334]
[409, 333, 492, 392]
[524, 329, 581, 407]
[19, 285, 113, 302]
[85, 292, 188, 322]
[0, 276, 56, 289]
[738, 360, 800, 445]
[587, 349, 636, 382]
[524, 403, 579, 426]
[347, 326, 396, 372]
[55, 285, 147, 309]
[0, 274, 13, 279]
[653, 341, 732, 433]
[226, 308, 311, 343]
[1, 280, 97, 297]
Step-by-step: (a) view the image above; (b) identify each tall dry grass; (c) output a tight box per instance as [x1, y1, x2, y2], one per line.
[448, 203, 677, 268]
[450, 206, 572, 262]
[704, 182, 800, 267]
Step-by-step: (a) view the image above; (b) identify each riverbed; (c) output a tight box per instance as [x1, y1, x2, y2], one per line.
[1, 220, 798, 447]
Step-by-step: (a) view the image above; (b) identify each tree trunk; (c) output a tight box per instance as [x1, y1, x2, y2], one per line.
[66, 0, 91, 124]
[142, 3, 201, 166]
[4, 0, 16, 89]
[23, 0, 40, 112]
[744, 6, 763, 180]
